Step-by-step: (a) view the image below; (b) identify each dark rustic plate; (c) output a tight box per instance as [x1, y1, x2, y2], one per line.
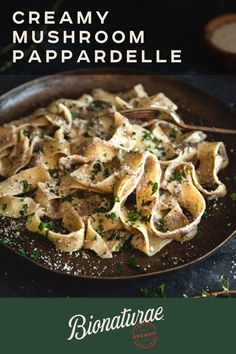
[0, 72, 235, 279]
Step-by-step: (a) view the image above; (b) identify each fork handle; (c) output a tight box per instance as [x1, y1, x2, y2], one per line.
[121, 109, 236, 135]
[179, 123, 236, 135]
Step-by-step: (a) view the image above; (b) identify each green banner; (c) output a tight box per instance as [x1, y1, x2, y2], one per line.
[0, 299, 234, 353]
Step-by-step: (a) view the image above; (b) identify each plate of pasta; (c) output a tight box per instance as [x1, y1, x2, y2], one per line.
[0, 72, 235, 279]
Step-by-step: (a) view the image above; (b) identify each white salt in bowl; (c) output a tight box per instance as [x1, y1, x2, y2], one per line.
[205, 13, 236, 68]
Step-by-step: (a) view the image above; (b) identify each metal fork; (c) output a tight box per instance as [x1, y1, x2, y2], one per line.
[120, 108, 236, 135]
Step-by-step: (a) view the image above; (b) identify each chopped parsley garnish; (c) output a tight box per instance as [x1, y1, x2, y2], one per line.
[38, 221, 55, 233]
[15, 236, 24, 244]
[39, 131, 45, 139]
[48, 169, 59, 178]
[148, 181, 158, 194]
[219, 274, 230, 292]
[230, 193, 236, 201]
[169, 128, 178, 140]
[142, 131, 153, 141]
[168, 171, 184, 183]
[152, 182, 158, 195]
[16, 225, 25, 232]
[71, 111, 78, 119]
[21, 180, 29, 192]
[20, 204, 28, 217]
[92, 235, 97, 241]
[92, 163, 102, 175]
[157, 218, 167, 232]
[23, 129, 30, 137]
[18, 247, 26, 256]
[115, 196, 121, 203]
[128, 209, 140, 222]
[2, 203, 7, 211]
[107, 230, 121, 240]
[155, 138, 164, 150]
[128, 254, 138, 268]
[152, 283, 166, 298]
[3, 237, 11, 245]
[105, 212, 117, 220]
[115, 263, 125, 273]
[31, 250, 42, 260]
[88, 100, 111, 112]
[49, 188, 60, 196]
[140, 284, 166, 298]
[97, 223, 104, 234]
[87, 120, 94, 129]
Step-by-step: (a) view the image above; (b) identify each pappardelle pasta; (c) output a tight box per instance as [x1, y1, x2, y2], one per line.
[0, 84, 228, 258]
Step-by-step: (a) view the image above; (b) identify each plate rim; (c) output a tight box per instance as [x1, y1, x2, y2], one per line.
[1, 229, 236, 280]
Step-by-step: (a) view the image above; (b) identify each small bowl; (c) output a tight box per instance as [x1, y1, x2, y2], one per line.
[205, 13, 236, 68]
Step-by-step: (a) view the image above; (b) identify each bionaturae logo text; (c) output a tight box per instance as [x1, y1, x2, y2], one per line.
[67, 307, 164, 341]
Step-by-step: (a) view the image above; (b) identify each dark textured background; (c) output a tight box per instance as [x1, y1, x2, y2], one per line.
[0, 0, 236, 74]
[0, 0, 236, 297]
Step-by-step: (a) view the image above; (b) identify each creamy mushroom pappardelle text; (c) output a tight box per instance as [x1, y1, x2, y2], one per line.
[0, 84, 228, 259]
